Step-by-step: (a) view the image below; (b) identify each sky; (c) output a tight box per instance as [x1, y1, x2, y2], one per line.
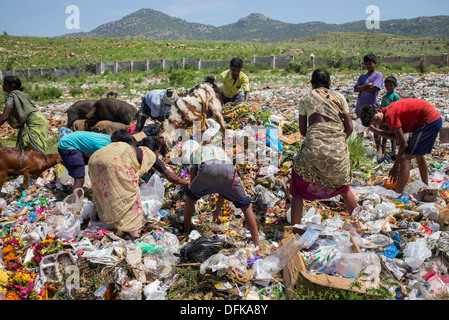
[0, 0, 448, 37]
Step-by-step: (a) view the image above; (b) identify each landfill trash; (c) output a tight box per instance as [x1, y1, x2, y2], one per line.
[177, 236, 222, 263]
[0, 72, 448, 301]
[140, 174, 165, 221]
[199, 248, 248, 277]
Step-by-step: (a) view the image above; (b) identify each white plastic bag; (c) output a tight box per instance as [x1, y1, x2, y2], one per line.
[55, 215, 81, 240]
[202, 118, 221, 142]
[404, 239, 432, 269]
[144, 280, 166, 300]
[52, 188, 84, 216]
[140, 175, 165, 220]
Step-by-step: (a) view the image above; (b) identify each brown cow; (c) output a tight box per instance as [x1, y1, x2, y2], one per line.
[92, 120, 131, 136]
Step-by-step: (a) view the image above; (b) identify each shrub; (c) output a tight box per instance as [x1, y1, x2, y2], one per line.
[88, 86, 108, 97]
[69, 87, 84, 97]
[287, 58, 310, 74]
[168, 69, 196, 86]
[28, 87, 63, 101]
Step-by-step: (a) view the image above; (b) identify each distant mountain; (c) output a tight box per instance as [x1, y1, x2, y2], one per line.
[64, 9, 449, 42]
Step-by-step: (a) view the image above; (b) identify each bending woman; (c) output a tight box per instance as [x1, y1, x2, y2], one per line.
[88, 136, 188, 239]
[0, 76, 49, 154]
[289, 69, 357, 224]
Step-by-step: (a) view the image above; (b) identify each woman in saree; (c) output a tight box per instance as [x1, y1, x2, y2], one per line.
[88, 136, 189, 239]
[289, 69, 357, 225]
[0, 76, 49, 154]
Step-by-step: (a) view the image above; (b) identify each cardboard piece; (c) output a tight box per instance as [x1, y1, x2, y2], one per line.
[130, 131, 147, 146]
[282, 226, 372, 299]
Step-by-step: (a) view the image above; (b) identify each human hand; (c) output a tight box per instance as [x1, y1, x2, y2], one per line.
[388, 165, 399, 184]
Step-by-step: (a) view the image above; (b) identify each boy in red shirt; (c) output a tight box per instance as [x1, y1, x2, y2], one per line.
[360, 98, 442, 194]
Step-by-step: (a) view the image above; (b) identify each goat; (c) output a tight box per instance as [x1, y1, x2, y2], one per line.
[159, 81, 227, 153]
[0, 147, 63, 191]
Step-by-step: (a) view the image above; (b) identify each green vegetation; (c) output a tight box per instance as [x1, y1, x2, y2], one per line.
[1, 32, 448, 72]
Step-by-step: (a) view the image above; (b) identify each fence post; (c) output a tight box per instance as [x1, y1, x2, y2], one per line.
[251, 56, 256, 64]
[145, 59, 149, 71]
[39, 68, 44, 76]
[443, 53, 448, 67]
[397, 55, 402, 64]
[197, 58, 201, 70]
[113, 61, 118, 74]
[0, 70, 3, 81]
[420, 54, 425, 71]
[129, 60, 134, 72]
[270, 55, 276, 69]
[180, 58, 185, 70]
[160, 59, 166, 70]
[96, 62, 103, 75]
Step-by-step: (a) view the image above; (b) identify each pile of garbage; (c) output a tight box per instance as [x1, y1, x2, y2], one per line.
[1, 72, 449, 300]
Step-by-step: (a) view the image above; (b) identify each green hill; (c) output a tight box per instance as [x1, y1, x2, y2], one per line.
[64, 9, 449, 42]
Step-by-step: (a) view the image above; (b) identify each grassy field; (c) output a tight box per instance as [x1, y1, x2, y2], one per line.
[1, 32, 449, 71]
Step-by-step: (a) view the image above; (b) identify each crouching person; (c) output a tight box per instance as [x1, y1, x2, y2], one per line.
[360, 98, 442, 194]
[88, 135, 188, 240]
[183, 141, 263, 254]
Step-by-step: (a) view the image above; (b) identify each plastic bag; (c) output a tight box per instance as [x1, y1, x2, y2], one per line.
[335, 253, 381, 280]
[140, 175, 165, 221]
[118, 280, 143, 300]
[200, 249, 248, 277]
[52, 188, 84, 216]
[252, 233, 303, 279]
[404, 239, 432, 269]
[55, 215, 81, 240]
[202, 118, 221, 142]
[178, 236, 222, 263]
[144, 280, 166, 300]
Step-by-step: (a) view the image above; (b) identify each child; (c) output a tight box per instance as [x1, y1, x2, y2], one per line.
[380, 76, 401, 155]
[354, 54, 383, 156]
[360, 99, 442, 195]
[182, 140, 263, 254]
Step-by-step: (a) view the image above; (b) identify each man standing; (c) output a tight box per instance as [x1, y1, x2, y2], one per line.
[360, 98, 442, 194]
[218, 57, 250, 104]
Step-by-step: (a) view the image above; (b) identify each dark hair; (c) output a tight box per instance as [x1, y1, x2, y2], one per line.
[311, 68, 331, 89]
[111, 129, 132, 144]
[359, 105, 379, 127]
[136, 136, 161, 151]
[363, 54, 377, 64]
[230, 57, 243, 69]
[385, 76, 398, 87]
[3, 76, 23, 91]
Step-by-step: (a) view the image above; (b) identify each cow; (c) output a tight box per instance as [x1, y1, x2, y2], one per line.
[65, 100, 96, 129]
[85, 98, 138, 128]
